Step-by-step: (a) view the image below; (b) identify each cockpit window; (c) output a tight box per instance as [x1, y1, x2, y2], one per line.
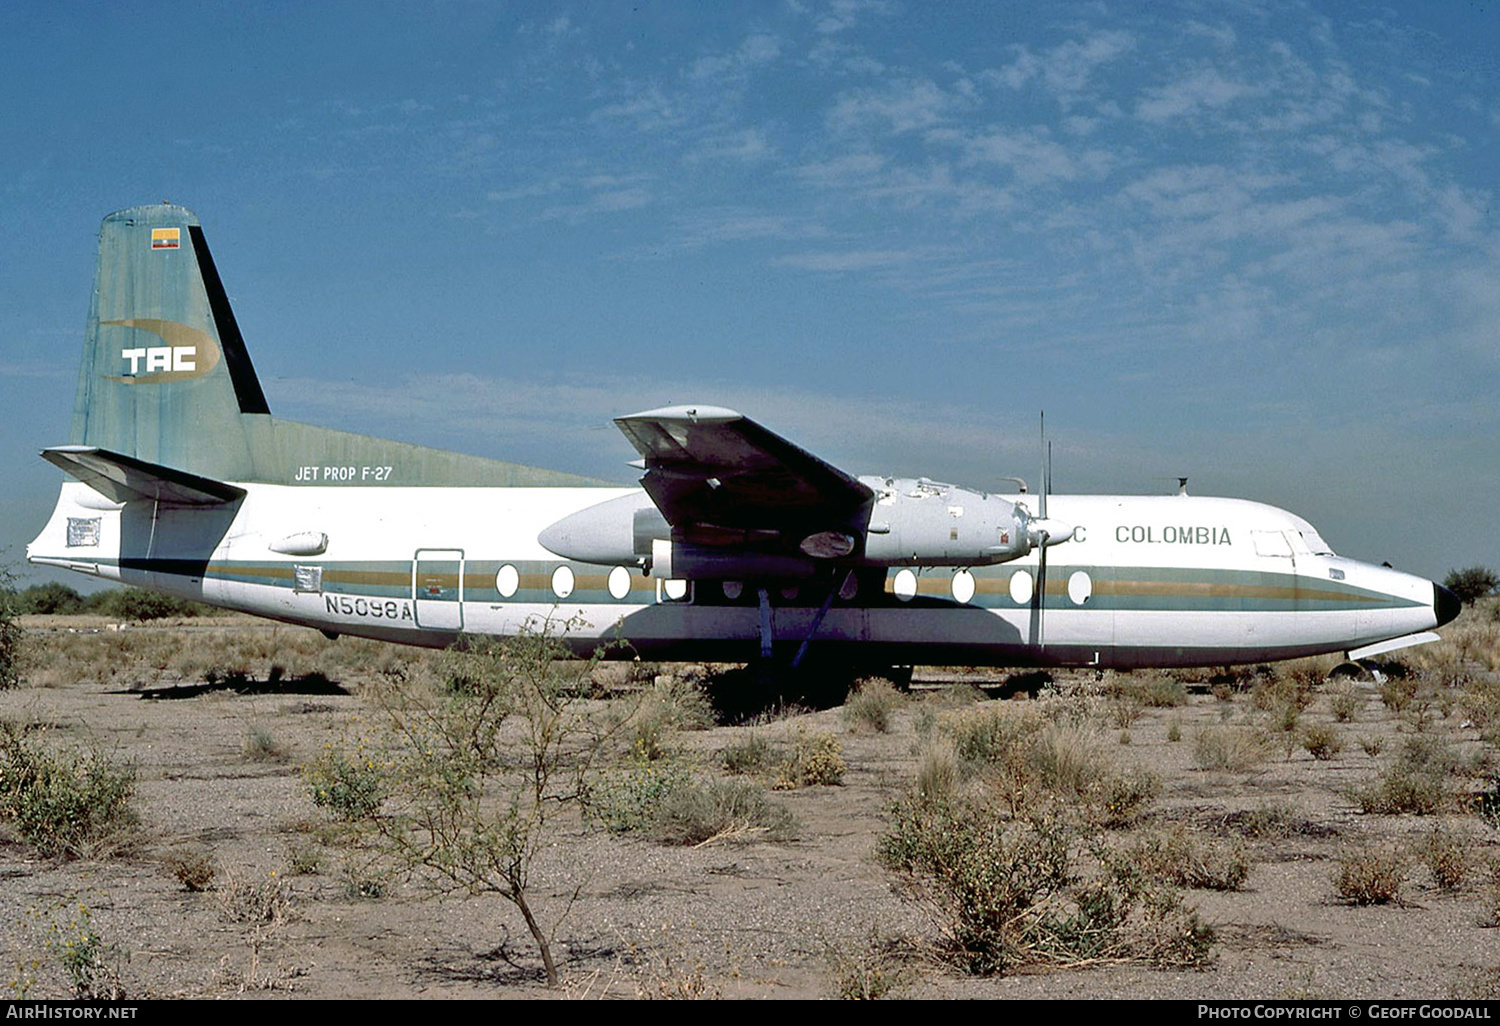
[1298, 529, 1334, 556]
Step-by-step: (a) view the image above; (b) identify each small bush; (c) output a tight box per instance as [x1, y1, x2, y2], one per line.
[878, 795, 1214, 975]
[1129, 826, 1250, 891]
[303, 742, 386, 820]
[1420, 826, 1471, 891]
[843, 678, 901, 733]
[1327, 682, 1361, 722]
[1380, 675, 1419, 715]
[0, 571, 21, 690]
[721, 733, 775, 775]
[39, 900, 126, 1000]
[589, 760, 795, 845]
[1193, 726, 1266, 773]
[827, 935, 911, 1000]
[0, 723, 137, 858]
[166, 848, 216, 892]
[649, 777, 797, 846]
[916, 739, 960, 802]
[243, 726, 286, 762]
[1349, 736, 1466, 816]
[1094, 768, 1161, 828]
[774, 729, 845, 789]
[942, 704, 1046, 772]
[1333, 847, 1405, 905]
[217, 870, 296, 926]
[1301, 724, 1343, 761]
[588, 759, 696, 834]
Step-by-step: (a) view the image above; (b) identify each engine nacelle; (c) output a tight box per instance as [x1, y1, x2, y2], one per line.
[857, 477, 1033, 567]
[537, 479, 1051, 580]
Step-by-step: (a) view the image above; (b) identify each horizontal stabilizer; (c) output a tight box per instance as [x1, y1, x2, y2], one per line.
[42, 446, 246, 506]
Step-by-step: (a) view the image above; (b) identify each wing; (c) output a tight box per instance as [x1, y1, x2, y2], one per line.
[614, 406, 873, 554]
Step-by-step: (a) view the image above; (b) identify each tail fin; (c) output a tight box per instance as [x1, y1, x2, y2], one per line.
[72, 204, 269, 479]
[66, 204, 605, 488]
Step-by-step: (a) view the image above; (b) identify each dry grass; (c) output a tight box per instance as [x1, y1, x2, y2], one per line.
[1333, 847, 1406, 905]
[1193, 725, 1267, 773]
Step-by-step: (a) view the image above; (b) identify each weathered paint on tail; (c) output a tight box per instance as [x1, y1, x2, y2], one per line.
[71, 204, 602, 488]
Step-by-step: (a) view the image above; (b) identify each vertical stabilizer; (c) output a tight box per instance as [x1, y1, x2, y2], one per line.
[62, 204, 607, 488]
[71, 204, 269, 479]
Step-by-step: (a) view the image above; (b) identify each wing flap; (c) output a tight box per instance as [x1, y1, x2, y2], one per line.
[42, 446, 246, 506]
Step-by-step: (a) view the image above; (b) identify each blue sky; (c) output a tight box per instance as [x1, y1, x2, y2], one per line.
[2, 1, 1497, 584]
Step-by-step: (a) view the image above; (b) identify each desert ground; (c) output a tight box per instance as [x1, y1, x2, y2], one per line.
[3, 604, 1500, 1000]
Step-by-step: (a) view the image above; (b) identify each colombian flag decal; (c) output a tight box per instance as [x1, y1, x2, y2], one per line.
[151, 227, 181, 250]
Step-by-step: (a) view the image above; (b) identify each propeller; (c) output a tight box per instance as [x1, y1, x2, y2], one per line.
[1026, 416, 1074, 652]
[1029, 417, 1047, 649]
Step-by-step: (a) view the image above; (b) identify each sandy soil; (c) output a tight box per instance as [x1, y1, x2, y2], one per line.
[2, 618, 1498, 1000]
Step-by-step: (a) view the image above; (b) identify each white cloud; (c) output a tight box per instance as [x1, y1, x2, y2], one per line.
[1135, 67, 1253, 122]
[826, 78, 954, 135]
[688, 127, 775, 163]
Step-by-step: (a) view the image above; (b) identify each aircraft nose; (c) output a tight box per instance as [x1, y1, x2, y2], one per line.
[1434, 582, 1462, 628]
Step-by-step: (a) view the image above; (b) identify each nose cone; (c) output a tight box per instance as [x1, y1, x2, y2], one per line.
[1434, 582, 1462, 628]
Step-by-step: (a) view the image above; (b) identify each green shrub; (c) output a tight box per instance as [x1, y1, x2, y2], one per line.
[589, 761, 794, 845]
[915, 738, 959, 802]
[878, 795, 1213, 975]
[587, 759, 695, 834]
[0, 723, 137, 858]
[94, 588, 208, 622]
[1301, 723, 1343, 761]
[1445, 566, 1499, 605]
[243, 726, 286, 762]
[0, 570, 21, 690]
[774, 729, 845, 789]
[1348, 736, 1464, 815]
[721, 733, 776, 775]
[303, 742, 386, 820]
[14, 582, 88, 616]
[649, 777, 797, 845]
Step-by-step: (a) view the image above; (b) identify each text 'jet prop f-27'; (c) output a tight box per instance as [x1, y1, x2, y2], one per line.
[29, 205, 1461, 675]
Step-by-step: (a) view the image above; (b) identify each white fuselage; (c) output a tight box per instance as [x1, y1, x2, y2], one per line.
[29, 480, 1445, 670]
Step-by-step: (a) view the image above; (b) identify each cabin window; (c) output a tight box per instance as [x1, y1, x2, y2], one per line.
[607, 566, 632, 600]
[66, 517, 100, 547]
[551, 565, 575, 599]
[1067, 570, 1092, 605]
[951, 570, 975, 604]
[496, 564, 519, 598]
[293, 565, 323, 593]
[892, 568, 918, 601]
[1008, 569, 1033, 605]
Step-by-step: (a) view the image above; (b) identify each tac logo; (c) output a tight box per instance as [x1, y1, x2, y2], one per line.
[102, 318, 222, 384]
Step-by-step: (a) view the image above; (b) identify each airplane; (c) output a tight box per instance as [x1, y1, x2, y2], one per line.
[27, 204, 1461, 681]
